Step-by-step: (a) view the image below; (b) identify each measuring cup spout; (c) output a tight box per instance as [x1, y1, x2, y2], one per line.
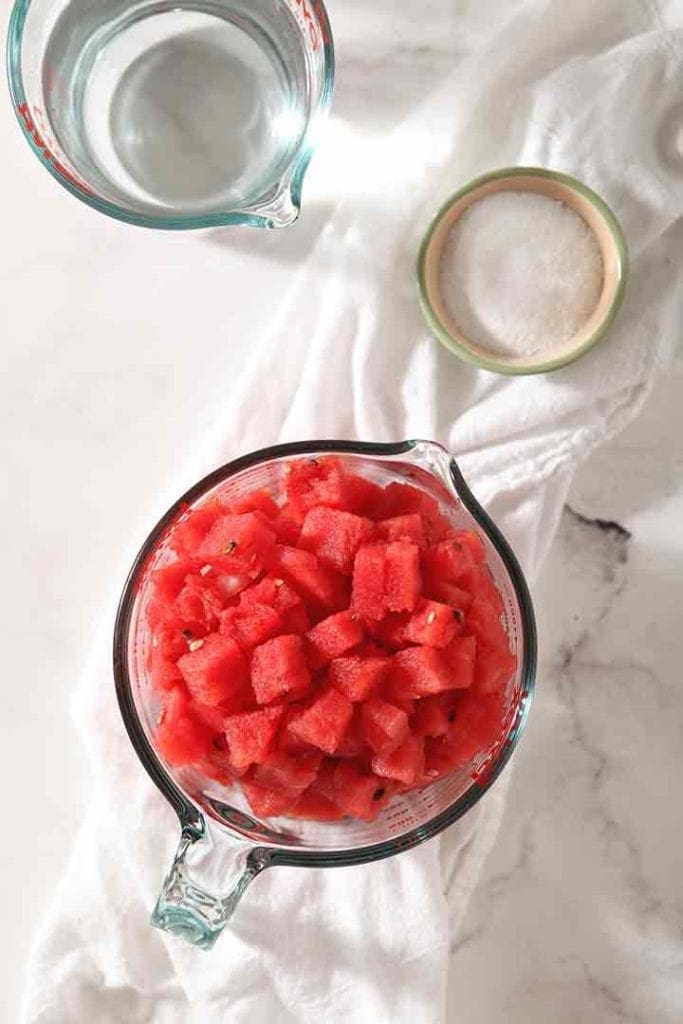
[151, 823, 272, 949]
[242, 174, 301, 228]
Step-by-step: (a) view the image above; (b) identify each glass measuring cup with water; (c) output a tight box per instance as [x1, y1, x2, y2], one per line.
[8, 0, 334, 227]
[114, 439, 536, 949]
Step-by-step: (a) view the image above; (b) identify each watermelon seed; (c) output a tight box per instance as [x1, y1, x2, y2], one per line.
[188, 638, 205, 652]
[182, 629, 194, 641]
[453, 609, 464, 623]
[447, 710, 456, 722]
[274, 578, 285, 588]
[373, 787, 386, 801]
[426, 769, 439, 777]
[221, 541, 237, 555]
[199, 564, 212, 576]
[453, 540, 462, 550]
[308, 458, 319, 466]
[426, 610, 436, 624]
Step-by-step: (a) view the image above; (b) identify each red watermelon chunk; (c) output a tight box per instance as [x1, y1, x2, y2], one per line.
[169, 501, 223, 556]
[466, 598, 509, 651]
[178, 633, 250, 709]
[241, 777, 297, 817]
[199, 511, 276, 576]
[376, 513, 426, 547]
[474, 646, 517, 695]
[351, 545, 387, 621]
[343, 473, 385, 516]
[227, 490, 280, 519]
[425, 579, 473, 620]
[332, 761, 390, 820]
[224, 705, 284, 771]
[378, 482, 452, 541]
[252, 749, 322, 794]
[288, 688, 354, 754]
[150, 646, 184, 693]
[284, 456, 350, 515]
[441, 636, 476, 689]
[423, 538, 475, 583]
[299, 506, 374, 574]
[306, 610, 364, 667]
[360, 697, 409, 756]
[289, 789, 345, 821]
[275, 546, 349, 616]
[412, 694, 458, 738]
[250, 634, 312, 705]
[460, 566, 505, 614]
[453, 529, 486, 564]
[328, 651, 389, 701]
[155, 686, 214, 766]
[403, 598, 458, 648]
[389, 646, 453, 699]
[372, 734, 424, 786]
[151, 560, 198, 604]
[174, 574, 225, 632]
[385, 542, 421, 613]
[219, 602, 283, 651]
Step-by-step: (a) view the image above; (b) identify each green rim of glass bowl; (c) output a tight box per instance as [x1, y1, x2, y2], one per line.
[417, 166, 629, 375]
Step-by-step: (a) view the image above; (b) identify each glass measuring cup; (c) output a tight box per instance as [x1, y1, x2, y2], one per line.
[7, 0, 334, 228]
[113, 440, 537, 948]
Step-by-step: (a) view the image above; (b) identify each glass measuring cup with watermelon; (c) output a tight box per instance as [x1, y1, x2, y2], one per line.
[114, 439, 536, 948]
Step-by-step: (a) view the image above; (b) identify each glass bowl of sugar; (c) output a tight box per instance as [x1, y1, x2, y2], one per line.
[417, 166, 628, 375]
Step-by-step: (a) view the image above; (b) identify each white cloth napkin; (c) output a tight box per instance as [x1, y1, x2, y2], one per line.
[21, 2, 682, 1021]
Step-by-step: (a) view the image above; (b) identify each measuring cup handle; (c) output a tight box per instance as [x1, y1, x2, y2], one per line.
[151, 827, 270, 950]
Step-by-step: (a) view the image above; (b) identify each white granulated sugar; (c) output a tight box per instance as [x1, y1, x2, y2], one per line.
[439, 191, 604, 358]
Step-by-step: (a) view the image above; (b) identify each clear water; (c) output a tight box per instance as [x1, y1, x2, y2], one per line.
[43, 1, 310, 214]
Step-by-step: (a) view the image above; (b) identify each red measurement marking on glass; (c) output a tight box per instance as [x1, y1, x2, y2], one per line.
[17, 103, 92, 194]
[287, 0, 320, 52]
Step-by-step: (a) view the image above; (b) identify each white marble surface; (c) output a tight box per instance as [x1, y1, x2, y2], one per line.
[2, 1, 682, 1021]
[447, 362, 683, 1023]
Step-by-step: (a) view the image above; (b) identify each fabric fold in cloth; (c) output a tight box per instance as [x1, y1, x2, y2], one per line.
[21, 3, 682, 1022]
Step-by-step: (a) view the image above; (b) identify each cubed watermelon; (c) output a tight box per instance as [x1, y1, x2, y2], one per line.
[151, 560, 197, 604]
[252, 749, 322, 794]
[343, 473, 386, 517]
[306, 610, 364, 667]
[465, 599, 509, 651]
[250, 634, 312, 705]
[460, 567, 505, 614]
[403, 598, 458, 648]
[284, 456, 350, 515]
[423, 539, 475, 583]
[227, 490, 280, 519]
[378, 482, 452, 541]
[199, 512, 276, 576]
[389, 646, 453, 698]
[473, 646, 517, 695]
[351, 545, 387, 621]
[453, 529, 486, 564]
[360, 697, 409, 755]
[219, 602, 283, 650]
[241, 777, 297, 817]
[155, 686, 213, 766]
[274, 546, 349, 616]
[288, 688, 354, 754]
[371, 734, 424, 786]
[332, 761, 390, 820]
[384, 542, 421, 613]
[376, 513, 426, 547]
[328, 651, 390, 701]
[299, 506, 374, 574]
[169, 501, 223, 556]
[412, 694, 457, 738]
[178, 634, 250, 708]
[441, 636, 476, 689]
[289, 789, 345, 821]
[174, 574, 225, 632]
[224, 705, 284, 771]
[150, 646, 184, 693]
[424, 579, 473, 619]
